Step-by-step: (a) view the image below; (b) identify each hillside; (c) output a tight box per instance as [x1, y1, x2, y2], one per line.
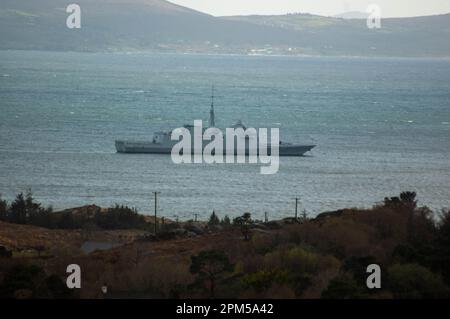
[334, 11, 369, 19]
[1, 192, 450, 299]
[0, 0, 449, 56]
[0, 221, 145, 253]
[223, 13, 450, 56]
[0, 0, 299, 53]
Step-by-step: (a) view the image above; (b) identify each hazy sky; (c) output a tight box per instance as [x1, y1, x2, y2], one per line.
[169, 0, 450, 17]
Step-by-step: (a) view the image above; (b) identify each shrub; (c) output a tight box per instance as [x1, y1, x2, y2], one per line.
[221, 215, 231, 226]
[234, 213, 253, 241]
[262, 246, 340, 296]
[190, 250, 234, 298]
[321, 274, 368, 299]
[0, 265, 73, 299]
[387, 263, 450, 299]
[0, 195, 7, 221]
[384, 191, 417, 210]
[241, 269, 290, 292]
[94, 205, 145, 230]
[436, 210, 450, 285]
[251, 233, 277, 254]
[0, 191, 54, 227]
[343, 256, 379, 289]
[208, 211, 220, 226]
[8, 191, 49, 225]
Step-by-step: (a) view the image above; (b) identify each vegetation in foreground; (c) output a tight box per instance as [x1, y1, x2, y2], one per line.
[0, 191, 449, 299]
[0, 191, 148, 231]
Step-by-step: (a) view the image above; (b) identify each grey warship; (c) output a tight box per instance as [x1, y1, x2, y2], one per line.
[115, 91, 315, 156]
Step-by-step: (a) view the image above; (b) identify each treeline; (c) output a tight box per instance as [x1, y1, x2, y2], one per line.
[0, 192, 53, 226]
[0, 192, 148, 230]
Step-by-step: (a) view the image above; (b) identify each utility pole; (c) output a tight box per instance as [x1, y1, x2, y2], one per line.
[153, 191, 160, 234]
[295, 197, 299, 220]
[302, 209, 308, 221]
[264, 212, 268, 223]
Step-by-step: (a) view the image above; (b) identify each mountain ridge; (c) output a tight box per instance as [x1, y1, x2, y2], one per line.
[333, 11, 369, 19]
[1, 0, 450, 57]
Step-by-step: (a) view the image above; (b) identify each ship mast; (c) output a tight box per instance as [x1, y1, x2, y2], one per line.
[209, 85, 215, 127]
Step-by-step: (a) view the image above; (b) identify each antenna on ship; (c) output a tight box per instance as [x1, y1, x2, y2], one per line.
[209, 85, 215, 127]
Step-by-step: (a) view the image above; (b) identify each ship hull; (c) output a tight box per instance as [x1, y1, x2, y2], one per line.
[115, 141, 315, 156]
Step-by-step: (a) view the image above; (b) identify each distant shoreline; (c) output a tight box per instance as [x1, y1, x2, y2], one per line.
[2, 49, 450, 60]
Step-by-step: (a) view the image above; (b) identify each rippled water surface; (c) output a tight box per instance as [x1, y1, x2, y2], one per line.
[0, 51, 449, 219]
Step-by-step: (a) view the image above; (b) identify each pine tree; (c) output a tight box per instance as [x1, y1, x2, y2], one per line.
[208, 210, 220, 226]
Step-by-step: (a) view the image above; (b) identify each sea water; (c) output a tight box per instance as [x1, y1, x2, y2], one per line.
[0, 51, 449, 220]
